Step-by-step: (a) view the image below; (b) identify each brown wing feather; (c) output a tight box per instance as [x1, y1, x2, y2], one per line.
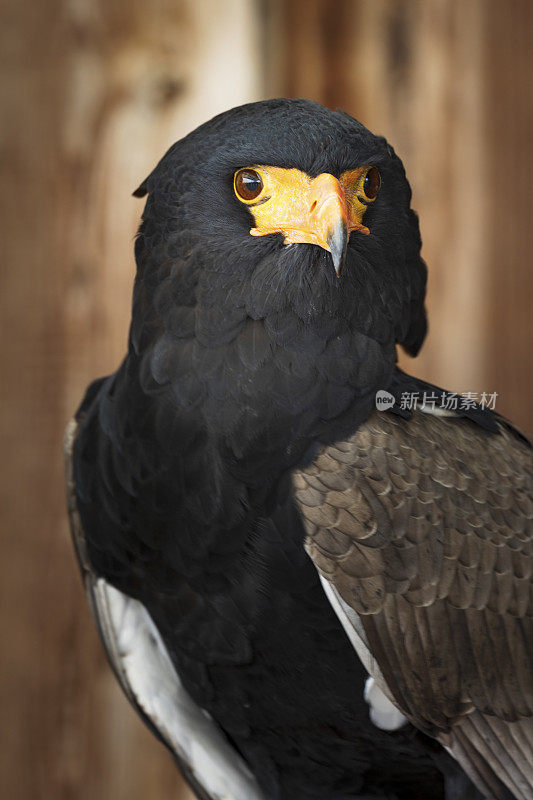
[295, 409, 533, 800]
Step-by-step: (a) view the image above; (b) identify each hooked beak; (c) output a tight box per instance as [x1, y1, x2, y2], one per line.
[306, 173, 349, 277]
[327, 219, 348, 277]
[249, 169, 370, 276]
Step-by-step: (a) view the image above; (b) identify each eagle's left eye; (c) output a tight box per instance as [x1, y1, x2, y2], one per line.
[234, 169, 264, 202]
[359, 167, 381, 202]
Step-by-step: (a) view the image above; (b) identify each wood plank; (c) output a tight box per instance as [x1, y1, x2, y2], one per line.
[272, 0, 532, 430]
[483, 0, 533, 429]
[0, 1, 260, 798]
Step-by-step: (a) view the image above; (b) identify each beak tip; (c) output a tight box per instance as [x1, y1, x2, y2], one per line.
[332, 249, 345, 277]
[328, 221, 348, 278]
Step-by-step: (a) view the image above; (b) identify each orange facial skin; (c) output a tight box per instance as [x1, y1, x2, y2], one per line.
[234, 166, 379, 275]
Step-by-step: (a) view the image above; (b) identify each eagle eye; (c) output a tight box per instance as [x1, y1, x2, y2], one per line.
[360, 167, 381, 202]
[234, 169, 264, 202]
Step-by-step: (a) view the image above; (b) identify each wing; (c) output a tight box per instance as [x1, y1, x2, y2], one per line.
[295, 408, 533, 800]
[64, 418, 265, 800]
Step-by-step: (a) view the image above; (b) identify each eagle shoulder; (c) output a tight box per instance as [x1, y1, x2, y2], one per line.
[295, 408, 533, 800]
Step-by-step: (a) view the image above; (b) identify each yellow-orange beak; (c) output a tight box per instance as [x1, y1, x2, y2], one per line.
[292, 173, 349, 276]
[246, 168, 370, 277]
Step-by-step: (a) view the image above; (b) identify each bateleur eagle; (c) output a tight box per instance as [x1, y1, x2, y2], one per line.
[65, 99, 532, 800]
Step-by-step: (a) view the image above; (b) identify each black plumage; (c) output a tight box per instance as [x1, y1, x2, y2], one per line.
[67, 99, 531, 800]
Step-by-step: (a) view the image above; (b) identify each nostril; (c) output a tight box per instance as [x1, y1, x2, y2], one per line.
[310, 200, 317, 213]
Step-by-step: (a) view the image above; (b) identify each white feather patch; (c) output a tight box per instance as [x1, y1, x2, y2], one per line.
[93, 579, 265, 800]
[364, 677, 408, 732]
[318, 575, 407, 732]
[419, 403, 458, 418]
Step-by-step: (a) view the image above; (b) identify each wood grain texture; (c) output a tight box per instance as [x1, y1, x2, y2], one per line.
[0, 1, 259, 798]
[270, 0, 533, 432]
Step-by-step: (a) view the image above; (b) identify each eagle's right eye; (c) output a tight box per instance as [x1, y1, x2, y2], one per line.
[234, 169, 264, 202]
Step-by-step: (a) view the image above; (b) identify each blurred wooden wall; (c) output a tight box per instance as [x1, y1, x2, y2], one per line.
[1, 1, 259, 798]
[1, 1, 531, 799]
[270, 0, 533, 429]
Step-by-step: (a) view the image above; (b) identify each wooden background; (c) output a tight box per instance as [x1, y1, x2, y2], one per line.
[1, 1, 531, 798]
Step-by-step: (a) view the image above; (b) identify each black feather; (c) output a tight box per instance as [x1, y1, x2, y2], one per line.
[71, 99, 492, 800]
